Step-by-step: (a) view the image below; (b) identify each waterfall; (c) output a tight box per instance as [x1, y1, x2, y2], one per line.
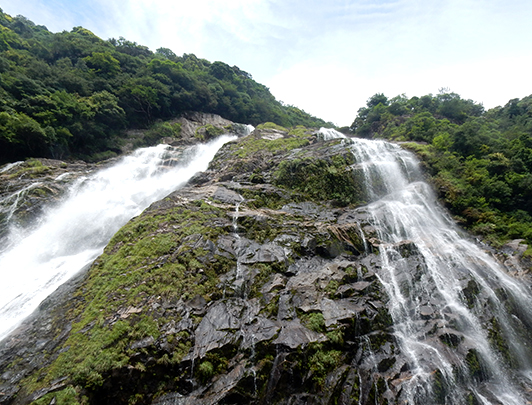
[319, 128, 532, 404]
[0, 135, 236, 342]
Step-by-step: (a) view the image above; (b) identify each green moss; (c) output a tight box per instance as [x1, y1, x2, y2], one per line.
[465, 349, 486, 381]
[25, 199, 235, 392]
[195, 124, 224, 141]
[198, 360, 214, 383]
[26, 158, 43, 167]
[324, 279, 340, 298]
[239, 188, 289, 210]
[142, 121, 182, 146]
[8, 161, 52, 179]
[238, 215, 280, 244]
[260, 294, 280, 319]
[273, 155, 364, 206]
[300, 312, 326, 333]
[366, 376, 388, 404]
[326, 328, 344, 345]
[30, 386, 81, 405]
[307, 344, 343, 388]
[487, 318, 513, 365]
[432, 369, 448, 404]
[461, 280, 480, 309]
[228, 128, 312, 159]
[256, 122, 288, 131]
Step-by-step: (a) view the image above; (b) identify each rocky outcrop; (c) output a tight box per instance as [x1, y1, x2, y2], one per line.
[0, 125, 528, 404]
[0, 158, 95, 245]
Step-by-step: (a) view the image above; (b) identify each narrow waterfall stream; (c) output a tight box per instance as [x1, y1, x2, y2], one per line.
[342, 133, 532, 404]
[0, 135, 236, 342]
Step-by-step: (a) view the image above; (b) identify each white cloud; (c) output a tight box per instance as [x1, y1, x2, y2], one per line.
[2, 0, 532, 125]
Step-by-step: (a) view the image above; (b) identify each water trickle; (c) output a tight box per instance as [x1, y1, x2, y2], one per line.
[0, 135, 236, 341]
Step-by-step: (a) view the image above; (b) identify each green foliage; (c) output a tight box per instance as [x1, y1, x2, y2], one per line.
[307, 344, 342, 387]
[351, 91, 532, 248]
[0, 9, 330, 163]
[273, 154, 364, 206]
[256, 122, 288, 131]
[30, 386, 81, 405]
[227, 127, 313, 159]
[198, 360, 214, 383]
[301, 312, 325, 333]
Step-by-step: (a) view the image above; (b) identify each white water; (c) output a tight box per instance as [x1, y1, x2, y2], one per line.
[0, 135, 236, 341]
[319, 128, 532, 404]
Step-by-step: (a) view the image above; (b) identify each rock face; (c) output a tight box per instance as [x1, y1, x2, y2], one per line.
[0, 125, 530, 404]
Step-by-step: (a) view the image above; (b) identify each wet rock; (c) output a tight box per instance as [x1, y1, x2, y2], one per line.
[320, 298, 364, 326]
[191, 300, 245, 358]
[419, 305, 435, 318]
[272, 319, 325, 349]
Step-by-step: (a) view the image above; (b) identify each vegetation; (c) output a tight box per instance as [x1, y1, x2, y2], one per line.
[349, 91, 532, 247]
[0, 9, 330, 163]
[26, 201, 235, 393]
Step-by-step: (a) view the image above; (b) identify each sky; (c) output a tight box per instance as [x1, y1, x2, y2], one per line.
[2, 0, 532, 127]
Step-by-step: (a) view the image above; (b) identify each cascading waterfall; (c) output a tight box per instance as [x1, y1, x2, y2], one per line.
[0, 135, 236, 342]
[320, 128, 532, 404]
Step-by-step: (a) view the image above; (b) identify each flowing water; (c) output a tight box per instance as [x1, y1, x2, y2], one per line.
[2, 126, 531, 403]
[0, 135, 236, 341]
[319, 128, 532, 404]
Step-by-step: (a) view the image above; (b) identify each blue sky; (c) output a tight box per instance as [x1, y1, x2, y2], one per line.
[2, 0, 532, 126]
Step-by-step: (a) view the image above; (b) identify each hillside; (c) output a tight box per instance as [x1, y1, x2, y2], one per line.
[0, 9, 330, 163]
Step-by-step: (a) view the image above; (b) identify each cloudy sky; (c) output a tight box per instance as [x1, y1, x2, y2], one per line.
[2, 0, 531, 126]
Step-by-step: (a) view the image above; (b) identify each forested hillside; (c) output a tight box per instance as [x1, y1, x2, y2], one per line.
[349, 91, 532, 248]
[0, 9, 329, 162]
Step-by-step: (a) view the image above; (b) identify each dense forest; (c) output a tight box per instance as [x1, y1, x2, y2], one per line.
[0, 9, 329, 162]
[348, 91, 532, 248]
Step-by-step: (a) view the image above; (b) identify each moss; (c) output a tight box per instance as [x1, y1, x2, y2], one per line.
[260, 294, 280, 319]
[307, 344, 343, 388]
[198, 360, 214, 383]
[465, 349, 487, 381]
[24, 199, 234, 393]
[30, 386, 81, 405]
[227, 128, 312, 159]
[326, 328, 344, 346]
[432, 369, 448, 404]
[195, 124, 224, 141]
[273, 155, 364, 206]
[142, 121, 182, 146]
[523, 246, 532, 258]
[461, 280, 480, 309]
[8, 160, 52, 179]
[239, 188, 289, 210]
[256, 122, 288, 132]
[324, 279, 340, 298]
[300, 312, 326, 333]
[438, 332, 462, 348]
[487, 318, 513, 365]
[238, 215, 280, 244]
[367, 376, 388, 405]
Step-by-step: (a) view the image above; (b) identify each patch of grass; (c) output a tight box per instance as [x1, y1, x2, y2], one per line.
[256, 122, 288, 132]
[307, 343, 343, 388]
[30, 386, 81, 405]
[227, 128, 313, 159]
[300, 312, 325, 333]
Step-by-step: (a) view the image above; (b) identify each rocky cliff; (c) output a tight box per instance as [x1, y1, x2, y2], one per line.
[0, 123, 531, 405]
